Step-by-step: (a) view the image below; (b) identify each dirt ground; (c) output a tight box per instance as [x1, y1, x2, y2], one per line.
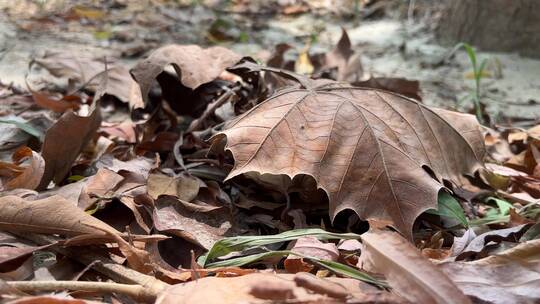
[1, 0, 539, 125]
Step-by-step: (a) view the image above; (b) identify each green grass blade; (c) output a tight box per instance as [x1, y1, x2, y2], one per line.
[200, 228, 362, 266]
[205, 249, 387, 288]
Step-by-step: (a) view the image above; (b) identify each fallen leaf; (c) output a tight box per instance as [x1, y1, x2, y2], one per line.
[37, 74, 106, 190]
[214, 62, 485, 237]
[320, 28, 363, 83]
[152, 196, 232, 250]
[456, 224, 530, 260]
[440, 239, 540, 304]
[95, 153, 157, 180]
[360, 230, 471, 304]
[130, 44, 242, 109]
[353, 77, 421, 101]
[29, 88, 80, 113]
[0, 147, 45, 191]
[31, 51, 141, 106]
[284, 236, 339, 274]
[289, 236, 340, 261]
[147, 173, 202, 201]
[155, 272, 400, 304]
[0, 195, 120, 237]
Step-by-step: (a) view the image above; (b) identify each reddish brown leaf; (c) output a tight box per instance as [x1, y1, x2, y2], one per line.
[0, 147, 44, 191]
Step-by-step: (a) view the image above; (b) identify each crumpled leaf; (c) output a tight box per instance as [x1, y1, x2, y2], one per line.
[440, 239, 540, 304]
[360, 230, 471, 304]
[0, 147, 45, 191]
[214, 62, 485, 237]
[130, 44, 242, 108]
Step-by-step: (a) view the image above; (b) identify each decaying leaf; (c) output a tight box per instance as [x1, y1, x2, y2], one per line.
[215, 62, 485, 237]
[440, 239, 540, 304]
[360, 230, 471, 304]
[130, 45, 242, 108]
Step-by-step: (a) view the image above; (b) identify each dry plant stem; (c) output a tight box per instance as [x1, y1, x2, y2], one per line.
[10, 232, 169, 300]
[187, 85, 241, 133]
[7, 281, 155, 302]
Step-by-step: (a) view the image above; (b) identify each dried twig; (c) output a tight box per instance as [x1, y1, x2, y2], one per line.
[7, 281, 156, 302]
[10, 232, 169, 301]
[187, 85, 241, 133]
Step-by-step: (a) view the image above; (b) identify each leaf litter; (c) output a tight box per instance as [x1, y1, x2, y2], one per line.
[0, 2, 539, 304]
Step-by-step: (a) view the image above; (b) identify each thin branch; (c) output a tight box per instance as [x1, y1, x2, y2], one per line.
[187, 85, 241, 133]
[10, 232, 169, 299]
[7, 281, 156, 302]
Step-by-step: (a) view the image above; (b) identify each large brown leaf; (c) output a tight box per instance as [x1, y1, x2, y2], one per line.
[214, 63, 485, 236]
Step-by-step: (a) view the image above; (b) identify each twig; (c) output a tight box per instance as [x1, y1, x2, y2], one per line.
[187, 85, 241, 133]
[6, 281, 155, 302]
[10, 232, 169, 301]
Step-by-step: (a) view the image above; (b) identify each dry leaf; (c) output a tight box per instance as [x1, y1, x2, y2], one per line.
[215, 63, 485, 237]
[289, 236, 340, 261]
[31, 51, 141, 106]
[354, 77, 421, 101]
[130, 44, 242, 108]
[361, 230, 471, 304]
[152, 196, 232, 250]
[29, 89, 80, 113]
[37, 73, 107, 190]
[147, 173, 202, 201]
[321, 28, 363, 82]
[0, 147, 45, 191]
[0, 195, 120, 237]
[285, 236, 339, 274]
[156, 272, 401, 304]
[456, 224, 530, 260]
[440, 239, 540, 304]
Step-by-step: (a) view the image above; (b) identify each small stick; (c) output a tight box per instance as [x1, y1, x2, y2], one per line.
[187, 85, 241, 133]
[9, 232, 169, 301]
[7, 281, 155, 302]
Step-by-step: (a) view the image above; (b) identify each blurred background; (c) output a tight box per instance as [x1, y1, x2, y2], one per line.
[1, 0, 539, 124]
